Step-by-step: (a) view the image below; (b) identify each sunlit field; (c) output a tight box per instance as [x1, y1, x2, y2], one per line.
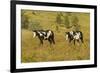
[21, 10, 90, 63]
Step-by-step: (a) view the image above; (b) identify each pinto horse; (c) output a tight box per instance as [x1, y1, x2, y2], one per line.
[32, 30, 55, 45]
[65, 31, 84, 45]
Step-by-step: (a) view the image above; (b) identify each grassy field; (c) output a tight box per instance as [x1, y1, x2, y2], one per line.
[21, 10, 90, 63]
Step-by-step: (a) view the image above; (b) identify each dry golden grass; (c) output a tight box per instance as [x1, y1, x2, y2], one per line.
[21, 11, 90, 63]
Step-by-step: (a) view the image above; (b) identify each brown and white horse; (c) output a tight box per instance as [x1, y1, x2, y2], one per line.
[32, 30, 55, 45]
[65, 31, 84, 45]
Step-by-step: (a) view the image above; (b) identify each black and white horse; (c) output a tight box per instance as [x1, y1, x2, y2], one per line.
[32, 30, 55, 45]
[65, 31, 83, 45]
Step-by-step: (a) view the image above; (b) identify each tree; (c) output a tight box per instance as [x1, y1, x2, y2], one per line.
[21, 10, 37, 29]
[72, 16, 80, 31]
[64, 14, 70, 28]
[56, 13, 62, 25]
[28, 20, 42, 30]
[21, 11, 29, 29]
[56, 13, 62, 31]
[72, 16, 79, 25]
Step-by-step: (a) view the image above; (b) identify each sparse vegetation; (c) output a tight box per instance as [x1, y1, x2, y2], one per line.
[21, 10, 90, 63]
[64, 14, 70, 28]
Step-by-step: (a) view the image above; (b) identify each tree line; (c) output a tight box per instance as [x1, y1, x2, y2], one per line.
[21, 10, 80, 31]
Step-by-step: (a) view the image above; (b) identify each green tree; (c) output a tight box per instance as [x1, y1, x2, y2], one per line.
[21, 12, 29, 29]
[72, 16, 80, 31]
[56, 13, 62, 25]
[64, 14, 70, 28]
[72, 16, 79, 25]
[56, 13, 62, 31]
[28, 20, 42, 30]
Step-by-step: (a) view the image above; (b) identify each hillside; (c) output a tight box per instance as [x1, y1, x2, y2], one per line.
[21, 10, 90, 63]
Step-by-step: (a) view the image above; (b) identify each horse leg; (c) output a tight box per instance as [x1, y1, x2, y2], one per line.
[51, 32, 55, 44]
[51, 36, 55, 44]
[69, 39, 72, 43]
[74, 40, 75, 45]
[39, 39, 43, 46]
[48, 38, 52, 45]
[80, 33, 84, 43]
[77, 39, 80, 46]
[81, 38, 84, 43]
